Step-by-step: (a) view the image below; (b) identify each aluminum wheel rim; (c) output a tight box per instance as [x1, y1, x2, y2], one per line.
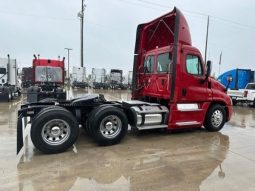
[100, 115, 122, 139]
[41, 119, 71, 145]
[211, 110, 223, 128]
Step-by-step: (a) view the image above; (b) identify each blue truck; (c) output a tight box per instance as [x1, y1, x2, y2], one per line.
[218, 69, 255, 105]
[218, 69, 255, 90]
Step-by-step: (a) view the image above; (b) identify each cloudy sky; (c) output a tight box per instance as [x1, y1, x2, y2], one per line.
[0, 0, 254, 76]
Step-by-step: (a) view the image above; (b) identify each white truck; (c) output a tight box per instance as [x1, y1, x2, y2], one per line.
[91, 68, 109, 89]
[71, 66, 88, 88]
[227, 83, 255, 106]
[227, 89, 246, 105]
[0, 55, 21, 101]
[246, 83, 255, 106]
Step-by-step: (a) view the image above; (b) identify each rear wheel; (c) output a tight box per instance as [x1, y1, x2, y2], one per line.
[31, 107, 79, 154]
[87, 106, 128, 146]
[204, 104, 226, 132]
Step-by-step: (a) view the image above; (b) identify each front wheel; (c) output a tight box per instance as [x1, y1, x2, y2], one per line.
[87, 106, 128, 146]
[204, 104, 226, 132]
[31, 107, 79, 154]
[232, 99, 237, 106]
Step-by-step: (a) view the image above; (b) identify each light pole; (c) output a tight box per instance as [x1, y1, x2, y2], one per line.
[64, 48, 72, 86]
[78, 0, 86, 67]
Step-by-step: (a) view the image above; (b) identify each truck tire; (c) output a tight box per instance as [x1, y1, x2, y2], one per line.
[39, 98, 57, 103]
[87, 106, 128, 146]
[204, 104, 226, 132]
[31, 107, 79, 154]
[11, 90, 15, 100]
[7, 88, 11, 102]
[232, 99, 237, 106]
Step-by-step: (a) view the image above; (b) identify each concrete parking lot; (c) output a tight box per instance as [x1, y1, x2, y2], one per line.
[0, 89, 255, 191]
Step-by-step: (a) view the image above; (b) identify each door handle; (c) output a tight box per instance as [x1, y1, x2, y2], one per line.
[161, 79, 165, 85]
[182, 88, 187, 96]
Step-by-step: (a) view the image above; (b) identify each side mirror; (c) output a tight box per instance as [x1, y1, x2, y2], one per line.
[225, 76, 233, 91]
[205, 60, 212, 80]
[227, 76, 233, 82]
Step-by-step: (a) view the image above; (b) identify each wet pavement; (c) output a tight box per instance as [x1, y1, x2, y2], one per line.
[0, 88, 255, 191]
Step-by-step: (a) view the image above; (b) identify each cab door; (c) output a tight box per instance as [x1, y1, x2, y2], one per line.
[155, 52, 172, 98]
[142, 54, 157, 95]
[180, 48, 210, 103]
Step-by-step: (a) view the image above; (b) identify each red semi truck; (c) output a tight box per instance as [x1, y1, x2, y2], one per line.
[17, 8, 232, 154]
[26, 55, 66, 103]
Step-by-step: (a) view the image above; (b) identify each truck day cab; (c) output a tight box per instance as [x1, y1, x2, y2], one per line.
[17, 8, 232, 154]
[26, 55, 66, 103]
[0, 55, 21, 101]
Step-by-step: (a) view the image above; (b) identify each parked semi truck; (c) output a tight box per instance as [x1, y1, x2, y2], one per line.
[109, 69, 128, 90]
[21, 67, 33, 88]
[71, 66, 88, 88]
[0, 55, 21, 101]
[26, 55, 66, 103]
[91, 68, 109, 89]
[17, 7, 232, 154]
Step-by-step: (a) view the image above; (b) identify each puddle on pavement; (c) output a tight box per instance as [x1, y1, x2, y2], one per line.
[0, 89, 255, 190]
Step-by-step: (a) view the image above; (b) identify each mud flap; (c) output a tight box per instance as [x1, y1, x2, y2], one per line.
[17, 114, 23, 154]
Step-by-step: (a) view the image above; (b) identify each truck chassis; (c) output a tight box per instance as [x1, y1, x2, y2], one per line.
[17, 94, 171, 154]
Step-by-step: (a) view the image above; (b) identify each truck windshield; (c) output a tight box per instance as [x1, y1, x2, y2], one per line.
[0, 68, 6, 74]
[144, 55, 154, 73]
[35, 66, 63, 83]
[111, 72, 122, 82]
[246, 84, 255, 90]
[157, 53, 171, 73]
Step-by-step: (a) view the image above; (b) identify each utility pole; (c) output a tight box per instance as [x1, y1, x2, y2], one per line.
[204, 16, 210, 63]
[65, 48, 72, 85]
[78, 0, 86, 67]
[219, 51, 222, 76]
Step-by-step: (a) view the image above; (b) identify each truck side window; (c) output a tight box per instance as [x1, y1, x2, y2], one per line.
[186, 55, 202, 76]
[0, 68, 6, 74]
[157, 53, 171, 73]
[143, 55, 154, 73]
[246, 84, 255, 89]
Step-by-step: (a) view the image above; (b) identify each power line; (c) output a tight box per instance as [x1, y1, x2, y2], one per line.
[0, 10, 76, 22]
[0, 0, 255, 33]
[116, 0, 255, 32]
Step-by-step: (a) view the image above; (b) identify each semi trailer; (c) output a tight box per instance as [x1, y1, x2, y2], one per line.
[218, 68, 254, 90]
[26, 55, 66, 103]
[218, 69, 255, 105]
[91, 68, 109, 89]
[127, 71, 133, 89]
[17, 7, 232, 155]
[0, 55, 21, 101]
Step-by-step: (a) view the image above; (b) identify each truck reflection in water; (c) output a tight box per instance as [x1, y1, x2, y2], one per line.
[228, 106, 255, 128]
[17, 132, 229, 191]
